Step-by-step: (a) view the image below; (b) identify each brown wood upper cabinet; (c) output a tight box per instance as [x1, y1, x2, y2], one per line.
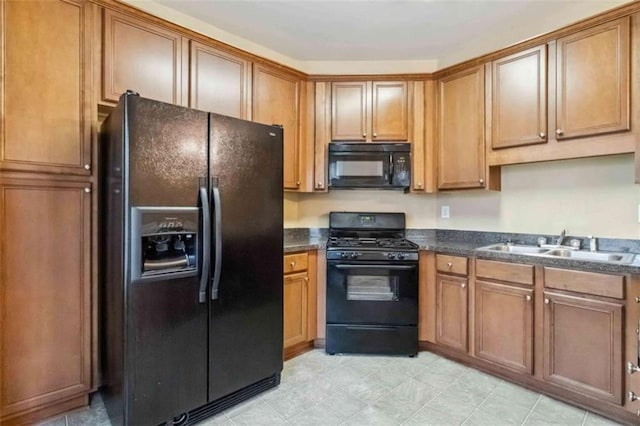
[189, 41, 251, 119]
[437, 66, 485, 189]
[491, 45, 547, 149]
[331, 81, 408, 141]
[1, 0, 92, 175]
[252, 64, 301, 190]
[555, 18, 630, 140]
[103, 9, 186, 105]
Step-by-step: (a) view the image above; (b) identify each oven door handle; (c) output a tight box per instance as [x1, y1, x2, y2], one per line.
[333, 264, 416, 271]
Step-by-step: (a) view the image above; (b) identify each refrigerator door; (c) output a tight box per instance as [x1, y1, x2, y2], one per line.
[125, 96, 209, 424]
[208, 114, 284, 401]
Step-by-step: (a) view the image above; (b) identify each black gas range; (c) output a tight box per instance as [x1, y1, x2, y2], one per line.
[325, 212, 419, 356]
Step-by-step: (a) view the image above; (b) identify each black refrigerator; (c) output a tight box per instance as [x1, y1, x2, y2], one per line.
[100, 92, 283, 425]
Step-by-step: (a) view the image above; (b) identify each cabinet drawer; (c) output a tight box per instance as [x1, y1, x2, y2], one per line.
[544, 267, 624, 299]
[284, 252, 308, 274]
[476, 259, 534, 286]
[436, 254, 468, 275]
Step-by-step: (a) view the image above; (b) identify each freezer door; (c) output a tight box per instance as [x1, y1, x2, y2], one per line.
[124, 95, 209, 424]
[208, 114, 284, 401]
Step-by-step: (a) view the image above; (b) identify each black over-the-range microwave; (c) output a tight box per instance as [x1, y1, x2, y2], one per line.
[328, 142, 411, 190]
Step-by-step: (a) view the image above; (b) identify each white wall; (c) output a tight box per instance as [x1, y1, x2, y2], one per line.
[288, 191, 437, 229]
[287, 155, 640, 239]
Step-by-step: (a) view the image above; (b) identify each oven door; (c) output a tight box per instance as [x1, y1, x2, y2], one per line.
[328, 152, 391, 188]
[326, 261, 418, 326]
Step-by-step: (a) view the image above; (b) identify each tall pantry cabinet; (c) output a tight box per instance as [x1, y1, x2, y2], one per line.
[0, 0, 95, 423]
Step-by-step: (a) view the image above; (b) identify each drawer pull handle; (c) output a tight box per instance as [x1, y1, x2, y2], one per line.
[525, 295, 531, 301]
[628, 362, 640, 375]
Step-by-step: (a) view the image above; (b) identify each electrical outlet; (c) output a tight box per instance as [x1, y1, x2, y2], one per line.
[441, 205, 450, 219]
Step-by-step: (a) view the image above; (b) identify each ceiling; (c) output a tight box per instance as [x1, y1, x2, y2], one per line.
[148, 0, 630, 69]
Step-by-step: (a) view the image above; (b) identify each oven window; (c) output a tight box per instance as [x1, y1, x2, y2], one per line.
[335, 160, 384, 177]
[346, 276, 399, 301]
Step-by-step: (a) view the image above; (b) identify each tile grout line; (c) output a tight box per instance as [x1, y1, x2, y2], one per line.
[400, 364, 471, 425]
[580, 411, 588, 425]
[519, 394, 543, 425]
[459, 379, 503, 425]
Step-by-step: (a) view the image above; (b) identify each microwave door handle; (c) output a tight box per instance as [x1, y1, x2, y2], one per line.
[211, 181, 222, 300]
[389, 154, 394, 184]
[198, 185, 211, 303]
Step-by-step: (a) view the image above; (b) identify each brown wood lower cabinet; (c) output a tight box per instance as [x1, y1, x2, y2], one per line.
[474, 280, 533, 374]
[543, 291, 623, 405]
[435, 273, 468, 352]
[283, 251, 317, 359]
[0, 177, 92, 423]
[284, 272, 309, 348]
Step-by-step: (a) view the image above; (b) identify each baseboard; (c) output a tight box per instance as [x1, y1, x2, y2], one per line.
[284, 340, 314, 360]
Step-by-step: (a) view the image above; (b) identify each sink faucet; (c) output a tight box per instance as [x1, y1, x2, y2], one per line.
[556, 229, 566, 246]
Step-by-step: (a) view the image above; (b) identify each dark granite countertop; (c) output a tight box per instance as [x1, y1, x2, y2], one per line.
[284, 228, 640, 274]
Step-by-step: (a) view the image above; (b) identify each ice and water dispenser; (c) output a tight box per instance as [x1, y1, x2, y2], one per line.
[131, 207, 199, 282]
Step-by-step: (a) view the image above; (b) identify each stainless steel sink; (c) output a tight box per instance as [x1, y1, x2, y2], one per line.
[476, 244, 636, 264]
[545, 249, 636, 264]
[477, 244, 550, 254]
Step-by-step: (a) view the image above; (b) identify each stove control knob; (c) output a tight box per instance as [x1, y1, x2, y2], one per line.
[387, 253, 396, 259]
[350, 252, 358, 259]
[341, 252, 349, 259]
[397, 253, 405, 260]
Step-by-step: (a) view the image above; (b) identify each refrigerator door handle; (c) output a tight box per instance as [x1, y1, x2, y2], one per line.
[211, 183, 222, 300]
[198, 185, 211, 303]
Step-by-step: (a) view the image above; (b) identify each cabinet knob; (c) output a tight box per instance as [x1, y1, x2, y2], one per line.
[417, 182, 423, 188]
[290, 261, 295, 268]
[479, 179, 484, 184]
[556, 129, 563, 136]
[373, 133, 377, 138]
[525, 295, 531, 301]
[296, 181, 301, 186]
[317, 181, 323, 187]
[304, 277, 309, 282]
[84, 164, 91, 170]
[362, 132, 367, 137]
[539, 132, 545, 139]
[84, 187, 91, 193]
[544, 298, 550, 304]
[629, 391, 639, 402]
[447, 262, 453, 268]
[628, 362, 640, 375]
[461, 283, 466, 289]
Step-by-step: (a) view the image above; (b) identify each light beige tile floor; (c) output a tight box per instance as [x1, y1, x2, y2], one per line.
[41, 349, 622, 426]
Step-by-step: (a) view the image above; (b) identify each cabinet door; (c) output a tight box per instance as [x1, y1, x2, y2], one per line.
[438, 66, 485, 189]
[555, 18, 629, 140]
[1, 0, 92, 175]
[103, 9, 185, 105]
[284, 272, 308, 348]
[475, 281, 533, 374]
[189, 41, 251, 119]
[492, 45, 547, 149]
[0, 178, 91, 417]
[372, 81, 408, 141]
[252, 65, 301, 190]
[543, 291, 623, 404]
[331, 82, 367, 141]
[436, 273, 468, 352]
